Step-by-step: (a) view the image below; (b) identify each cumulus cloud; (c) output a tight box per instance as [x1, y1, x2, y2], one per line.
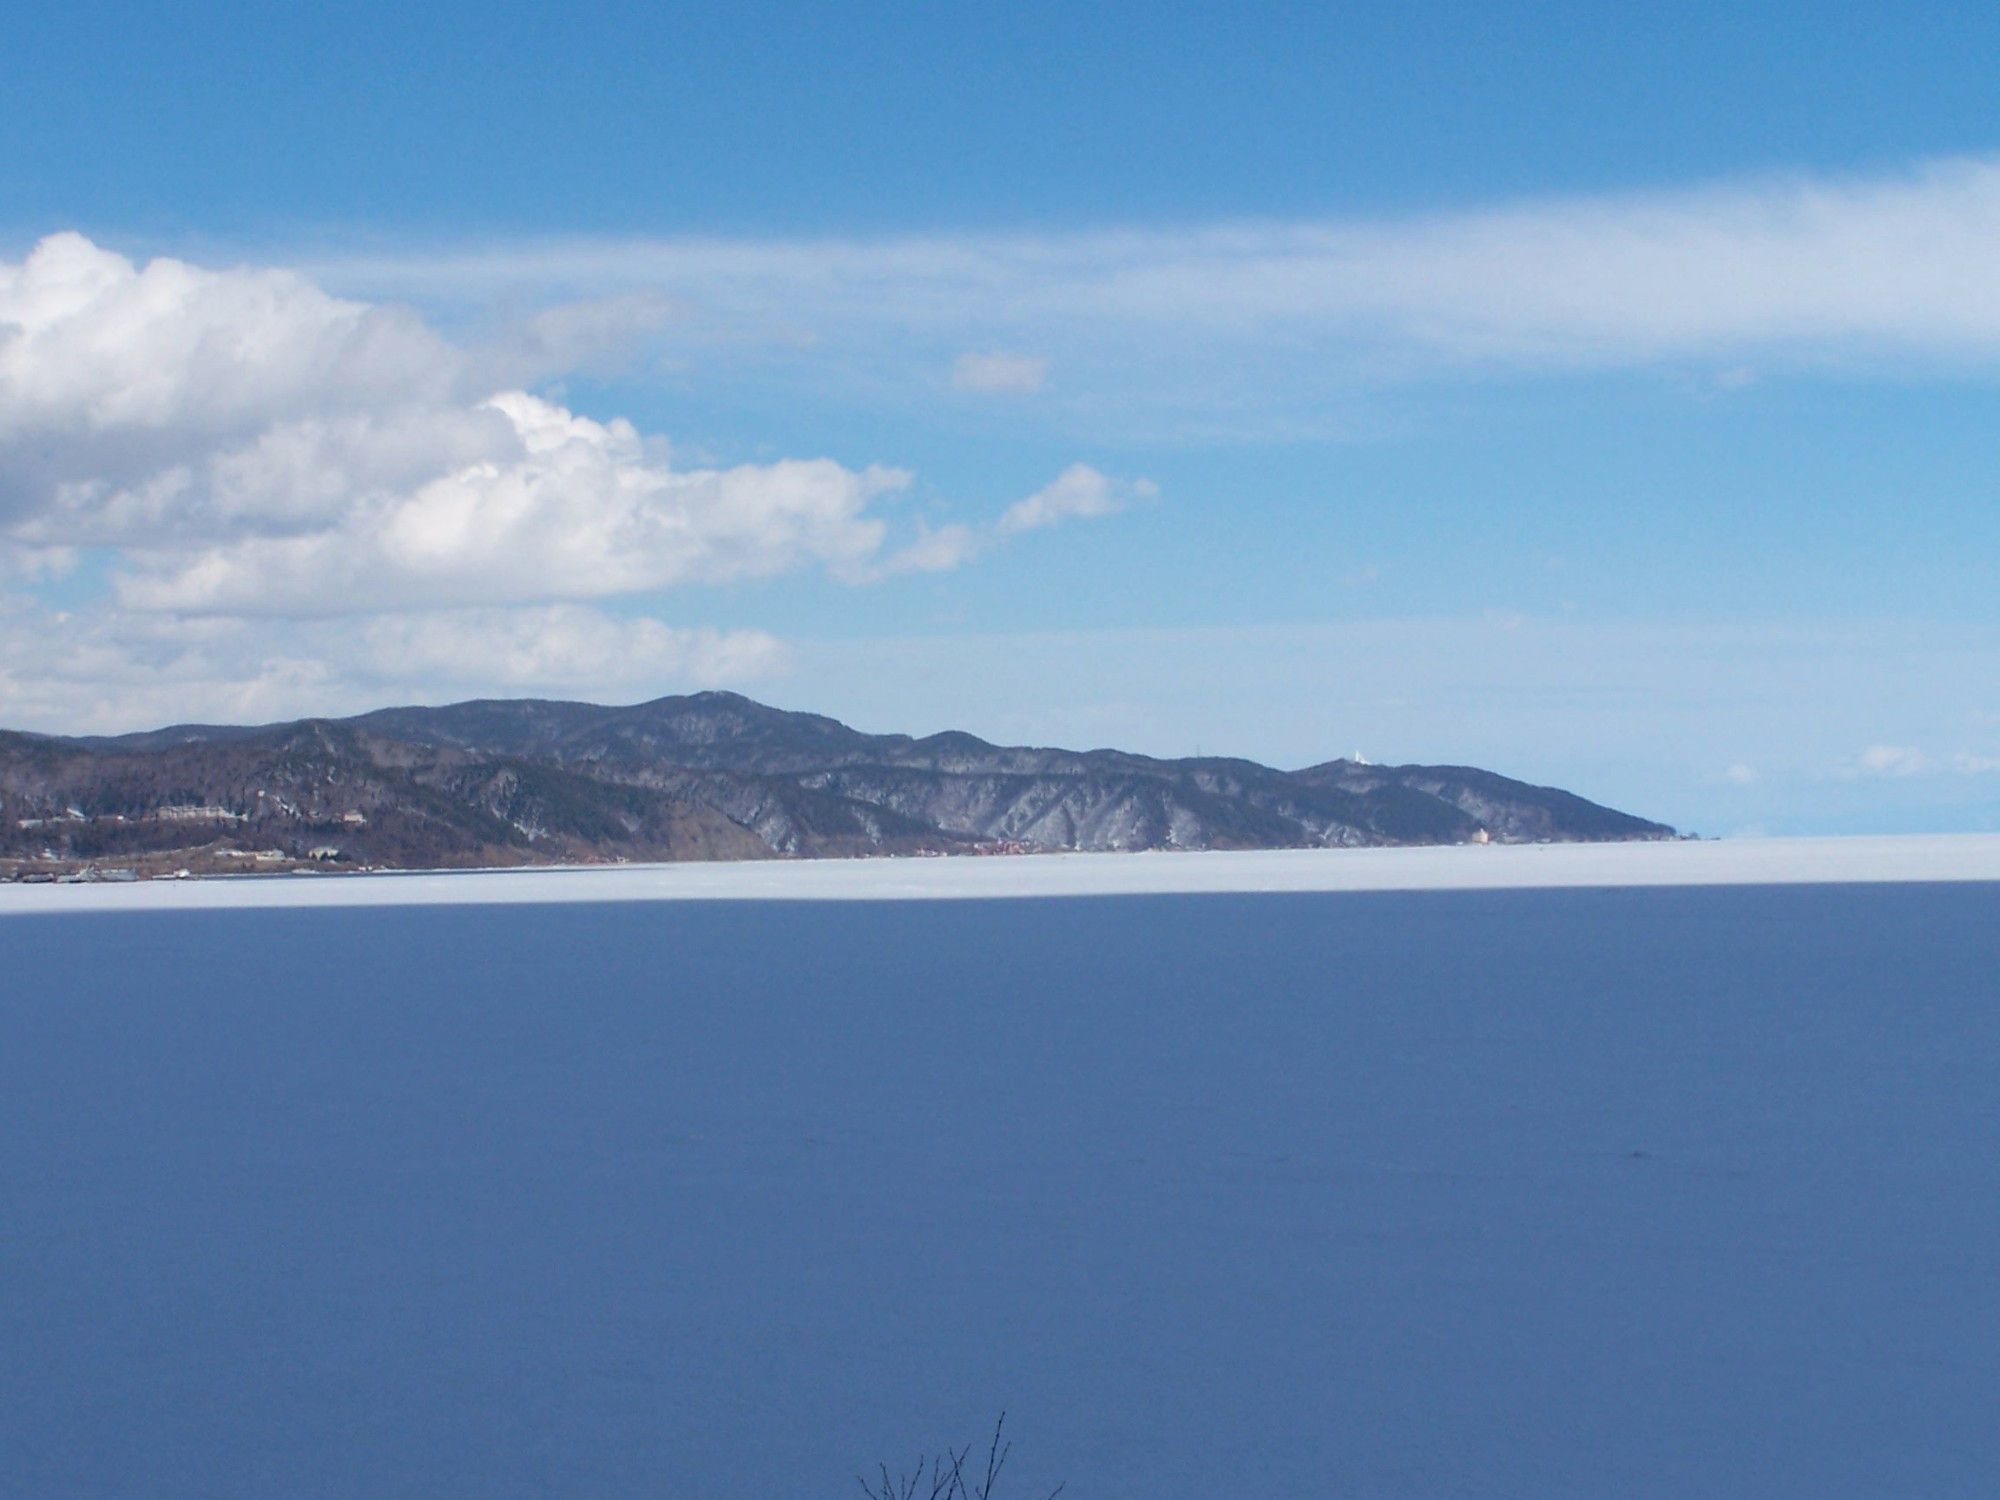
[0, 233, 1143, 727]
[953, 350, 1047, 394]
[0, 233, 459, 436]
[0, 232, 462, 516]
[0, 235, 1130, 617]
[110, 391, 912, 614]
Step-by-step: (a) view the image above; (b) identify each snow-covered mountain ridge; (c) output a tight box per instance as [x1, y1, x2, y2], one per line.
[0, 692, 1673, 875]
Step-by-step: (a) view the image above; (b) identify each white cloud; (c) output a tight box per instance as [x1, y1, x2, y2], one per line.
[111, 391, 912, 614]
[473, 291, 681, 387]
[953, 350, 1048, 394]
[1724, 763, 1758, 785]
[311, 155, 2000, 399]
[0, 234, 1143, 724]
[997, 463, 1152, 535]
[0, 232, 463, 518]
[864, 522, 981, 579]
[0, 232, 459, 436]
[836, 465, 1142, 582]
[0, 235, 1134, 626]
[357, 606, 786, 687]
[1855, 744, 1935, 777]
[1845, 744, 2000, 779]
[0, 601, 786, 734]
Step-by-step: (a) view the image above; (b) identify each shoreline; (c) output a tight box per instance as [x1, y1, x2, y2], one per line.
[2, 834, 1999, 915]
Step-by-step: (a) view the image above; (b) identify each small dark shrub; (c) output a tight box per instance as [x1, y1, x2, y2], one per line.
[859, 1413, 1064, 1500]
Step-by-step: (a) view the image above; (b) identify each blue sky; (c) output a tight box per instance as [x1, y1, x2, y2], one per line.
[3, 1, 2000, 833]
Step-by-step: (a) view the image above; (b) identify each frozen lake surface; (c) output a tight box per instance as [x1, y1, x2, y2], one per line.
[5, 883, 1999, 1496]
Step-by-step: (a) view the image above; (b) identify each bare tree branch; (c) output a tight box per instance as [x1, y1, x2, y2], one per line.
[861, 1416, 1061, 1500]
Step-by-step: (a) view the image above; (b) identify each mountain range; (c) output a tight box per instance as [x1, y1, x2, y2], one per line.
[0, 692, 1674, 876]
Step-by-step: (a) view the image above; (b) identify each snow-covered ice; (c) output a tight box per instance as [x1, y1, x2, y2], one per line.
[3, 832, 1999, 916]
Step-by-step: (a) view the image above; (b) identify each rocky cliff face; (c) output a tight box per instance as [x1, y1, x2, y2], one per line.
[1, 692, 1673, 873]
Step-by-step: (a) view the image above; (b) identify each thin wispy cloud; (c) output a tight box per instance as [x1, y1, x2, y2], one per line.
[310, 155, 2000, 393]
[1848, 744, 2000, 779]
[0, 601, 790, 734]
[953, 351, 1048, 394]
